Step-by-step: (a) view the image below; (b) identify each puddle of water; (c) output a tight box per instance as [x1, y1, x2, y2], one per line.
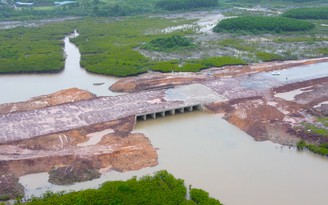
[275, 86, 313, 101]
[315, 101, 328, 107]
[0, 34, 120, 104]
[20, 111, 328, 205]
[77, 129, 113, 147]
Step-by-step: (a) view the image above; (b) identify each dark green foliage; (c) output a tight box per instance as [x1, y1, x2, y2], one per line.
[213, 16, 315, 33]
[141, 35, 195, 52]
[155, 0, 218, 11]
[151, 56, 245, 73]
[19, 170, 222, 205]
[283, 7, 328, 19]
[297, 140, 328, 156]
[190, 188, 222, 205]
[0, 23, 74, 73]
[0, 0, 160, 20]
[296, 140, 306, 150]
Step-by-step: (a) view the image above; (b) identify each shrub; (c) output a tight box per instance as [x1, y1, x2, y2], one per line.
[190, 188, 222, 205]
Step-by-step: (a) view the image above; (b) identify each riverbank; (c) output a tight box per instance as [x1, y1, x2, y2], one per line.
[110, 57, 328, 147]
[0, 59, 327, 203]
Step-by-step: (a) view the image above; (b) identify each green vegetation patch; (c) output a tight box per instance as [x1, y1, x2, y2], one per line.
[219, 38, 254, 51]
[71, 17, 245, 77]
[303, 122, 328, 137]
[141, 35, 196, 52]
[297, 140, 328, 156]
[213, 16, 315, 33]
[317, 117, 328, 127]
[20, 170, 222, 205]
[151, 56, 245, 73]
[155, 0, 218, 11]
[0, 23, 74, 73]
[255, 51, 283, 61]
[283, 7, 328, 19]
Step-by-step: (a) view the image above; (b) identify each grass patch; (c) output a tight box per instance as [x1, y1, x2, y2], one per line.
[213, 16, 315, 33]
[315, 47, 328, 55]
[19, 170, 222, 205]
[255, 51, 283, 61]
[303, 122, 328, 137]
[219, 38, 255, 51]
[151, 56, 245, 72]
[273, 36, 328, 43]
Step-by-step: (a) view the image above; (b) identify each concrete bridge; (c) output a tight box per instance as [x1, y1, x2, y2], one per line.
[136, 104, 203, 121]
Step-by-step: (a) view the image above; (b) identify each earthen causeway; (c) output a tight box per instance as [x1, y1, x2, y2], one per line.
[1, 59, 328, 144]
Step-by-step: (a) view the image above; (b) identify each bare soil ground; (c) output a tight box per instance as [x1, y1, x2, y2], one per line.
[0, 89, 158, 199]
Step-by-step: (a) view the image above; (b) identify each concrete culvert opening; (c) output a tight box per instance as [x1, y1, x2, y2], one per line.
[135, 104, 202, 122]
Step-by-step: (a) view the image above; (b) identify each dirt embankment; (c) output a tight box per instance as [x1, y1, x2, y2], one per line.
[110, 72, 205, 93]
[0, 88, 96, 115]
[110, 57, 328, 93]
[0, 89, 158, 199]
[109, 57, 328, 148]
[206, 78, 328, 146]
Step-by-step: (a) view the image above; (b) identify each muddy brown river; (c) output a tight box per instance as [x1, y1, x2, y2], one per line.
[2, 33, 328, 205]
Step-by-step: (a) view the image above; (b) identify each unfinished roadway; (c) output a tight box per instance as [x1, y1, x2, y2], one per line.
[1, 61, 328, 144]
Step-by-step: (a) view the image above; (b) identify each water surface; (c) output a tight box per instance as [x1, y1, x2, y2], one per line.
[20, 112, 328, 205]
[0, 36, 118, 104]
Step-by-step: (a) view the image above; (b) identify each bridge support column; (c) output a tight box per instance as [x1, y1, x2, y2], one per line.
[170, 110, 175, 115]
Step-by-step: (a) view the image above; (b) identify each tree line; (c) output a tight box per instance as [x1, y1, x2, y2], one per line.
[17, 170, 222, 205]
[213, 16, 314, 33]
[282, 7, 328, 19]
[155, 0, 218, 11]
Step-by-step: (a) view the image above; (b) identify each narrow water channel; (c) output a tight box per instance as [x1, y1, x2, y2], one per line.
[20, 112, 328, 205]
[0, 34, 119, 104]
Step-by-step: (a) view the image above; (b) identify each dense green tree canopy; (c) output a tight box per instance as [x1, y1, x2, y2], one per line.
[141, 35, 196, 52]
[155, 0, 218, 11]
[19, 170, 222, 205]
[213, 16, 315, 33]
[282, 7, 328, 19]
